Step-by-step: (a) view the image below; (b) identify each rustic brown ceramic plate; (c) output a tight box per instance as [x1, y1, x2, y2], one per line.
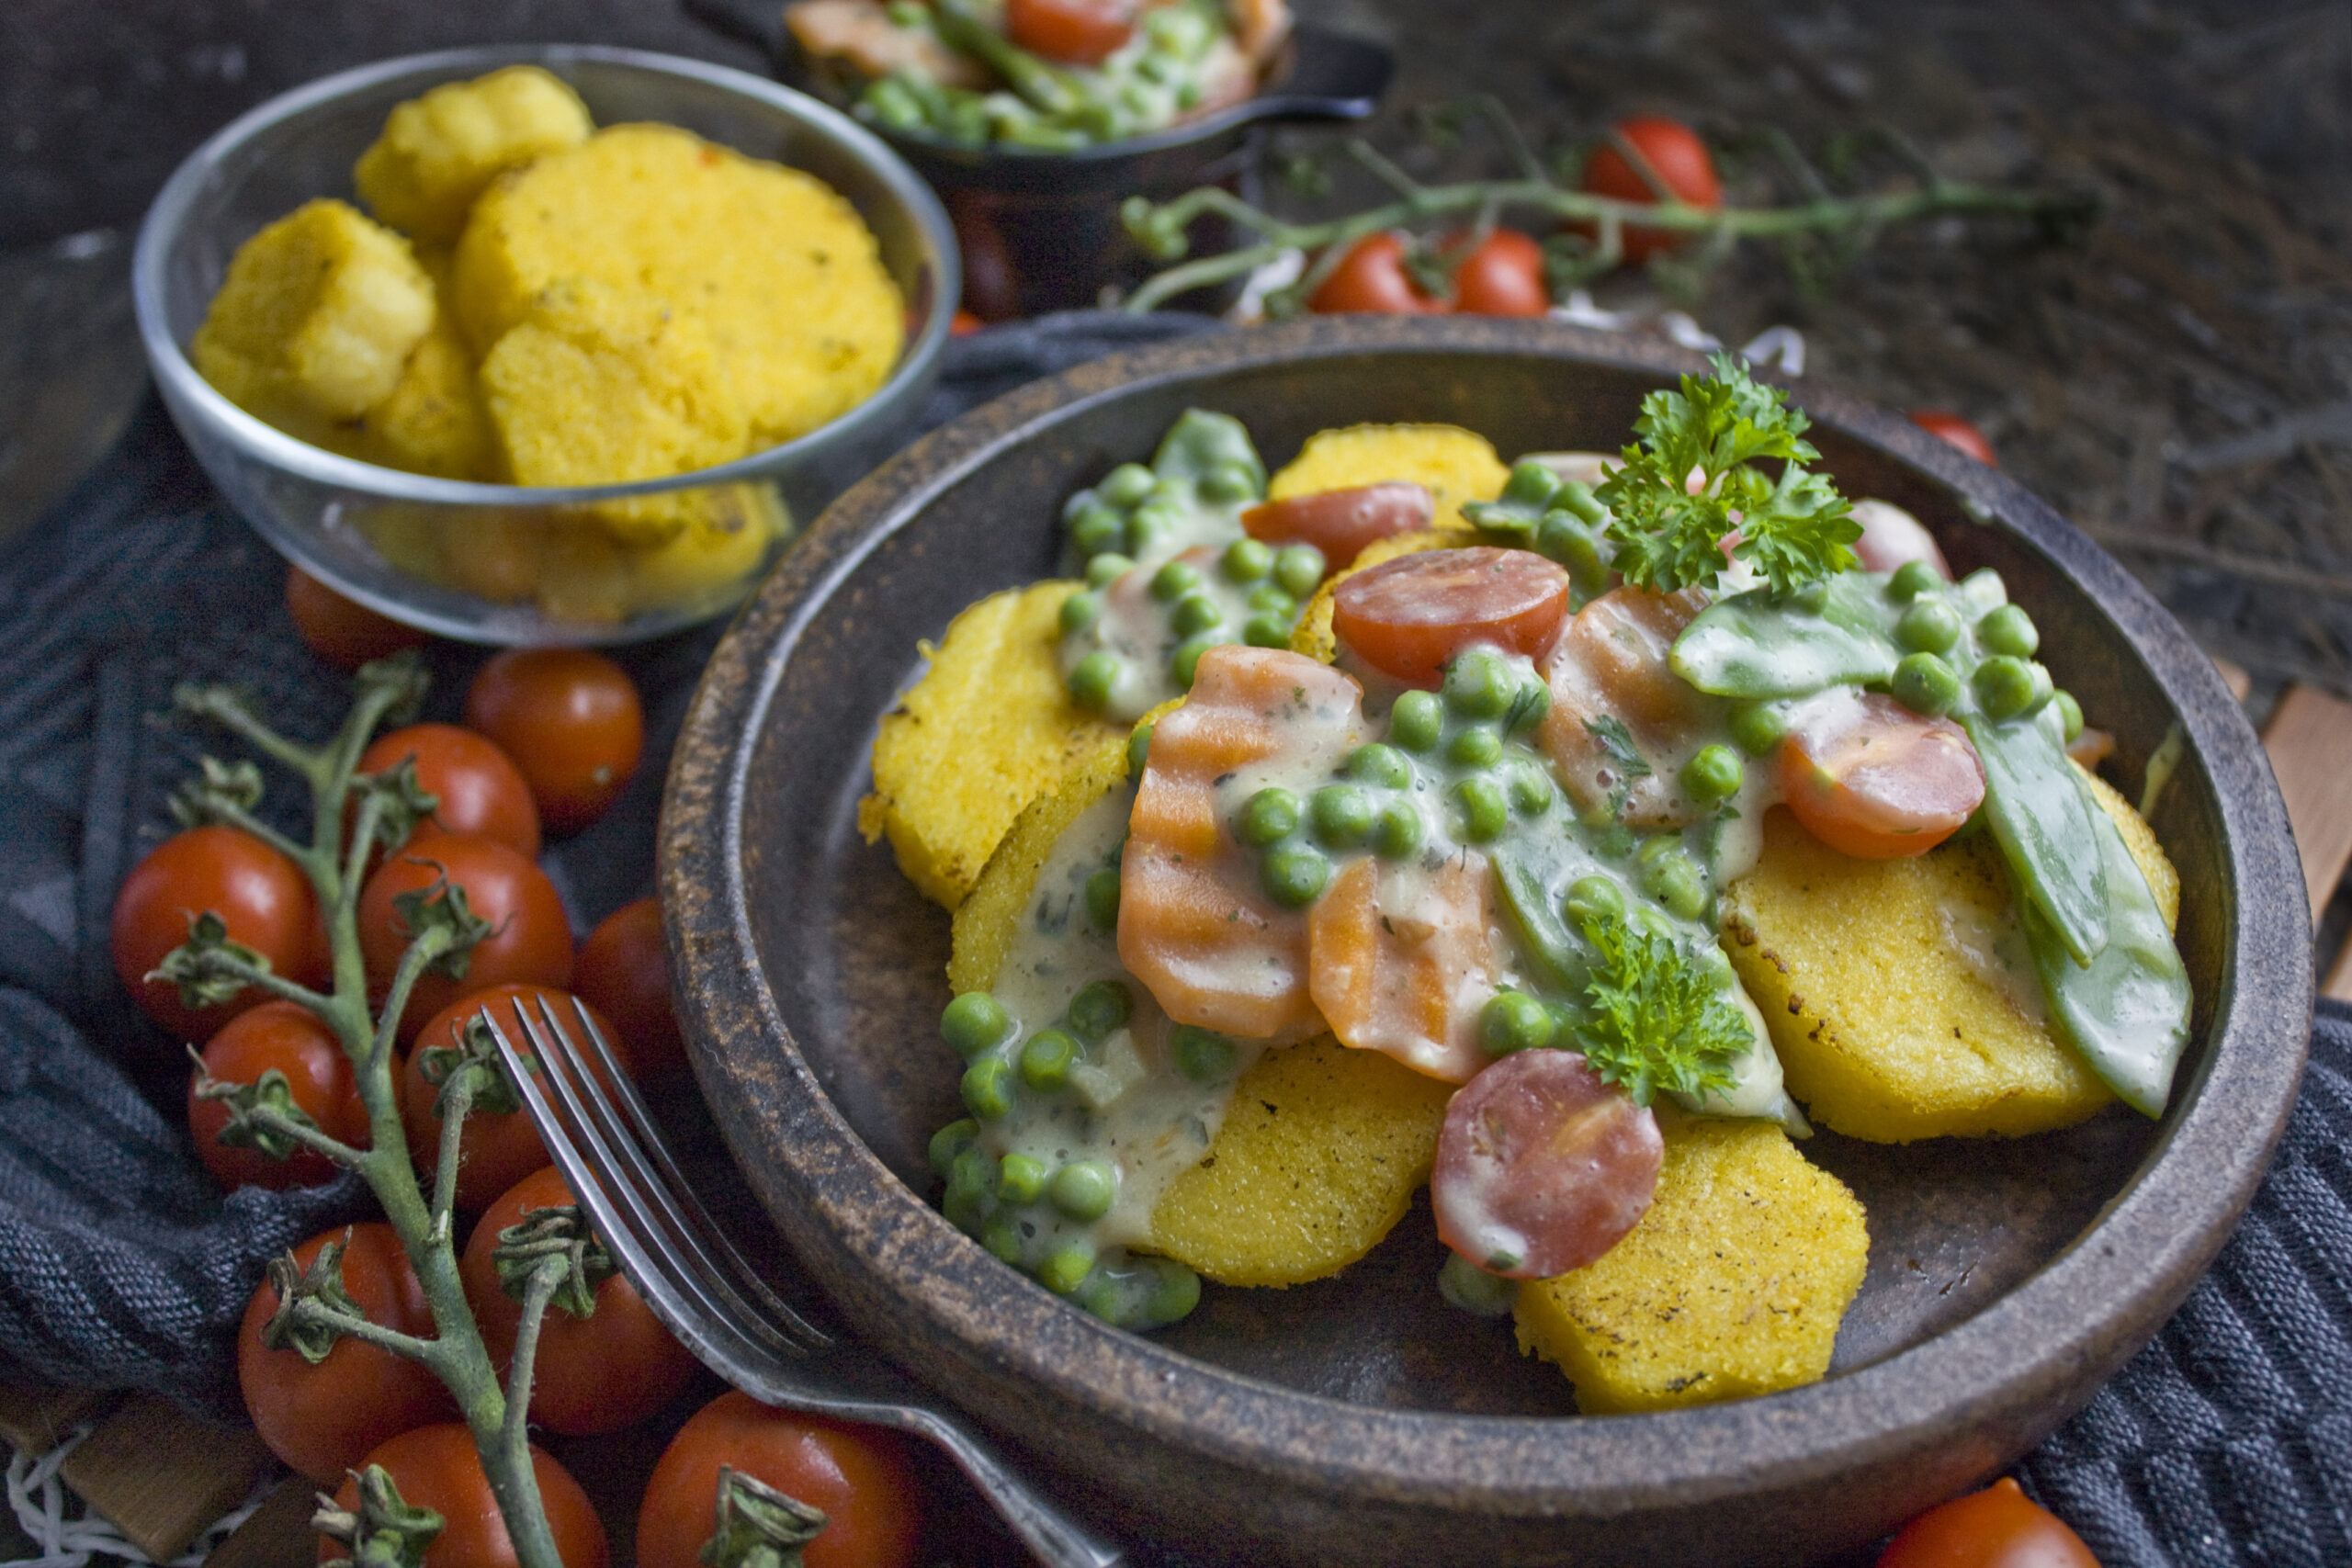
[662, 315, 2311, 1565]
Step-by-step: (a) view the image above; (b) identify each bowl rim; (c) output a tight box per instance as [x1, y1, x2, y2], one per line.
[662, 314, 2312, 1523]
[130, 41, 960, 508]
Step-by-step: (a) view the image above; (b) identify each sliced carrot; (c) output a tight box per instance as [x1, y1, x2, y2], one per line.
[1539, 585, 1716, 826]
[1307, 855, 1497, 1083]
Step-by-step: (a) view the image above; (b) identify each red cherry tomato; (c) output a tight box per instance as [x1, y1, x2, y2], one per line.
[1778, 693, 1985, 860]
[359, 724, 541, 860]
[1850, 500, 1954, 581]
[1308, 232, 1450, 315]
[1332, 547, 1573, 686]
[1003, 0, 1136, 64]
[285, 564, 431, 672]
[1451, 228, 1552, 317]
[189, 1001, 368, 1190]
[463, 649, 646, 836]
[1579, 116, 1723, 265]
[358, 830, 573, 1044]
[460, 1166, 699, 1435]
[1431, 1049, 1663, 1279]
[1240, 483, 1436, 567]
[401, 983, 626, 1213]
[112, 826, 326, 1044]
[1909, 411, 1999, 468]
[575, 897, 687, 1077]
[948, 309, 986, 336]
[1876, 1477, 2098, 1567]
[241, 1223, 453, 1483]
[318, 1423, 607, 1568]
[637, 1392, 923, 1568]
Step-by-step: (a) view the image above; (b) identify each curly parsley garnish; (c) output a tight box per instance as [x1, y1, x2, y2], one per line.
[1593, 353, 1861, 598]
[1569, 904, 1751, 1106]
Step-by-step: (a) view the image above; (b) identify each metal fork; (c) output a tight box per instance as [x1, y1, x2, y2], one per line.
[481, 997, 1125, 1568]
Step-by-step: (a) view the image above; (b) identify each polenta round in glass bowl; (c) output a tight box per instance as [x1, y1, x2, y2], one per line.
[133, 45, 959, 645]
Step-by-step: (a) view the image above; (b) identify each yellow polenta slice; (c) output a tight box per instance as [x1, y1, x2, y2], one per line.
[1514, 1114, 1868, 1414]
[1267, 423, 1510, 532]
[859, 582, 1125, 910]
[949, 733, 1133, 996]
[1720, 776, 2179, 1143]
[356, 65, 594, 243]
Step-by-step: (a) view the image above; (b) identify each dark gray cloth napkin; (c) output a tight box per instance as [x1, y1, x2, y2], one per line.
[0, 310, 2340, 1565]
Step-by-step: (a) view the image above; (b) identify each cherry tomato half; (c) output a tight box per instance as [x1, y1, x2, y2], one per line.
[358, 724, 541, 861]
[285, 564, 430, 673]
[1308, 232, 1450, 315]
[461, 1166, 699, 1435]
[1004, 0, 1136, 64]
[1909, 410, 1999, 468]
[1849, 500, 1954, 581]
[1431, 1048, 1663, 1279]
[112, 826, 325, 1044]
[1876, 1477, 2098, 1567]
[319, 1423, 607, 1568]
[575, 897, 688, 1078]
[463, 649, 646, 836]
[189, 1001, 368, 1190]
[1579, 116, 1723, 265]
[1778, 693, 1985, 860]
[242, 1223, 453, 1483]
[1241, 483, 1435, 568]
[637, 1392, 923, 1568]
[359, 830, 573, 1044]
[1332, 547, 1572, 686]
[1452, 228, 1552, 316]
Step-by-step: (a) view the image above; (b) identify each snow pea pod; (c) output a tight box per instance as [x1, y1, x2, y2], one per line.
[1962, 707, 2109, 967]
[931, 0, 1085, 118]
[1491, 843, 1593, 995]
[1671, 572, 1901, 699]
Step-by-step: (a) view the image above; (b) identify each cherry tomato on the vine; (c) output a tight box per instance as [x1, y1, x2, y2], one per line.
[241, 1223, 453, 1483]
[1308, 232, 1450, 315]
[112, 825, 326, 1044]
[463, 649, 646, 836]
[637, 1392, 923, 1568]
[285, 564, 430, 673]
[1909, 410, 1999, 468]
[1876, 1477, 2099, 1567]
[1332, 547, 1573, 686]
[574, 897, 688, 1078]
[1579, 116, 1722, 265]
[358, 723, 541, 860]
[1452, 228, 1553, 316]
[1778, 693, 1985, 860]
[358, 829, 573, 1044]
[318, 1423, 607, 1568]
[189, 1001, 368, 1190]
[1004, 0, 1136, 64]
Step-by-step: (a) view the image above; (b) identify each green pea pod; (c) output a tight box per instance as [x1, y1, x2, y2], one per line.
[1153, 409, 1266, 494]
[1670, 573, 1900, 699]
[1490, 845, 1592, 995]
[1462, 461, 1566, 540]
[2024, 808, 2190, 1116]
[1962, 711, 2109, 967]
[931, 0, 1083, 117]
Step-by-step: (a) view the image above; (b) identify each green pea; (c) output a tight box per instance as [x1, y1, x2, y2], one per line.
[1238, 786, 1300, 845]
[1631, 904, 1678, 943]
[1307, 784, 1374, 848]
[1068, 982, 1133, 1044]
[1069, 502, 1125, 558]
[1124, 511, 1170, 558]
[1978, 604, 2041, 660]
[1480, 991, 1555, 1055]
[1452, 777, 1509, 842]
[1245, 583, 1296, 617]
[1059, 591, 1102, 637]
[1635, 831, 1679, 865]
[1151, 558, 1202, 602]
[1895, 599, 1962, 655]
[1171, 634, 1220, 688]
[1500, 459, 1566, 511]
[1349, 743, 1413, 789]
[1171, 1025, 1237, 1082]
[941, 1176, 988, 1234]
[2025, 661, 2055, 715]
[961, 1056, 1015, 1120]
[1892, 651, 1962, 717]
[1507, 762, 1554, 817]
[862, 76, 925, 131]
[1973, 655, 2041, 720]
[1273, 544, 1326, 600]
[1139, 1258, 1203, 1325]
[942, 993, 1010, 1058]
[1170, 592, 1223, 637]
[1085, 552, 1134, 590]
[1221, 538, 1272, 582]
[1536, 514, 1605, 594]
[1069, 651, 1121, 712]
[947, 1145, 995, 1202]
[927, 1117, 980, 1179]
[1372, 800, 1425, 860]
[1038, 1242, 1095, 1295]
[1448, 726, 1503, 768]
[1391, 691, 1444, 751]
[1200, 460, 1260, 504]
[1438, 1250, 1519, 1317]
[1261, 844, 1332, 908]
[1020, 1028, 1079, 1091]
[977, 1212, 1023, 1265]
[1890, 559, 1944, 602]
[1126, 721, 1153, 775]
[1242, 613, 1292, 649]
[1050, 1160, 1117, 1222]
[997, 1152, 1048, 1204]
[1071, 866, 1118, 937]
[2054, 689, 2085, 742]
[1100, 462, 1156, 508]
[1728, 701, 1789, 757]
[1681, 744, 1744, 807]
[1958, 567, 2008, 612]
[1442, 649, 1515, 719]
[1564, 874, 1624, 928]
[1643, 852, 1709, 920]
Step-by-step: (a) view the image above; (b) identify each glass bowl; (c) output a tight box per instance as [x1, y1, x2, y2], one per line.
[132, 44, 960, 646]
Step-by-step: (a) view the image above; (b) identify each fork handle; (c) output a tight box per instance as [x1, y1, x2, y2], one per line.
[895, 1404, 1127, 1568]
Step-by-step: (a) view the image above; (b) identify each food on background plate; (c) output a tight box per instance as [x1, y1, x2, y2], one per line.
[789, 0, 1292, 150]
[862, 356, 2192, 1413]
[189, 65, 906, 624]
